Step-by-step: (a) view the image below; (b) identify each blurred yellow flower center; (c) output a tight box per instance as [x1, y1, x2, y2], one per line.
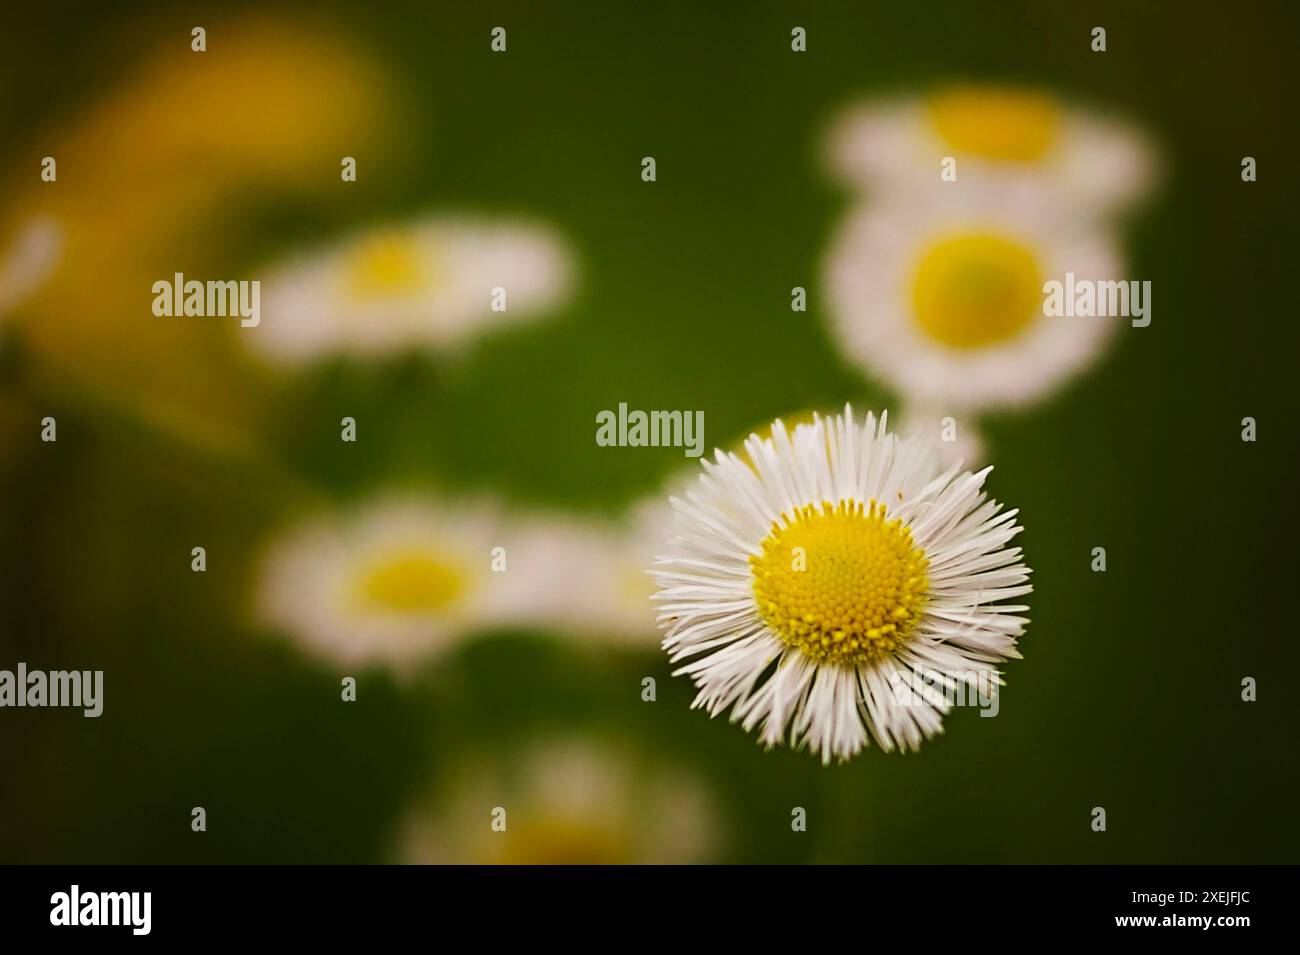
[928, 88, 1060, 162]
[356, 549, 466, 613]
[730, 410, 825, 472]
[495, 818, 629, 865]
[750, 499, 928, 666]
[756, 410, 822, 445]
[344, 232, 428, 297]
[912, 232, 1042, 350]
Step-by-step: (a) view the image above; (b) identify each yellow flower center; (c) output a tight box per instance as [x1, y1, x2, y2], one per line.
[494, 817, 630, 865]
[743, 410, 822, 447]
[927, 87, 1060, 162]
[750, 499, 929, 666]
[355, 548, 466, 613]
[911, 232, 1043, 350]
[344, 231, 429, 298]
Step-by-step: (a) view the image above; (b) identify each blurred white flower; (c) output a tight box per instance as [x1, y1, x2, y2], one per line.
[399, 737, 717, 864]
[250, 215, 574, 363]
[0, 217, 63, 318]
[896, 405, 985, 470]
[507, 498, 674, 647]
[827, 86, 1156, 220]
[255, 495, 528, 668]
[823, 184, 1122, 411]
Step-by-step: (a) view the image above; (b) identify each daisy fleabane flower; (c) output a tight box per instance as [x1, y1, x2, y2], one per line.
[823, 182, 1122, 412]
[399, 737, 717, 864]
[826, 85, 1156, 221]
[255, 495, 530, 669]
[652, 408, 1031, 763]
[250, 215, 574, 364]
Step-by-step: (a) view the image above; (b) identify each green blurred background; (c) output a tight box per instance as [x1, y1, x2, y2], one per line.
[1, 0, 1298, 863]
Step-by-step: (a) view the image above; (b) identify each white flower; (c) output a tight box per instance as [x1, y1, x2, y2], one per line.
[399, 737, 717, 864]
[826, 85, 1156, 220]
[823, 184, 1122, 411]
[652, 408, 1031, 763]
[255, 495, 526, 668]
[507, 499, 673, 647]
[0, 216, 63, 318]
[896, 405, 985, 470]
[250, 215, 574, 363]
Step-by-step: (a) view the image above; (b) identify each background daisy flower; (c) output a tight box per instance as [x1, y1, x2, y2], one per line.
[823, 185, 1122, 411]
[897, 405, 986, 469]
[250, 215, 575, 364]
[398, 737, 717, 864]
[505, 498, 673, 647]
[255, 495, 526, 669]
[827, 85, 1156, 220]
[652, 408, 1031, 763]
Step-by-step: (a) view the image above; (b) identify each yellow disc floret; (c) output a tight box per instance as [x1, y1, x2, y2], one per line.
[344, 230, 430, 298]
[492, 817, 629, 865]
[927, 87, 1060, 162]
[356, 549, 466, 613]
[750, 499, 929, 665]
[912, 232, 1043, 350]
